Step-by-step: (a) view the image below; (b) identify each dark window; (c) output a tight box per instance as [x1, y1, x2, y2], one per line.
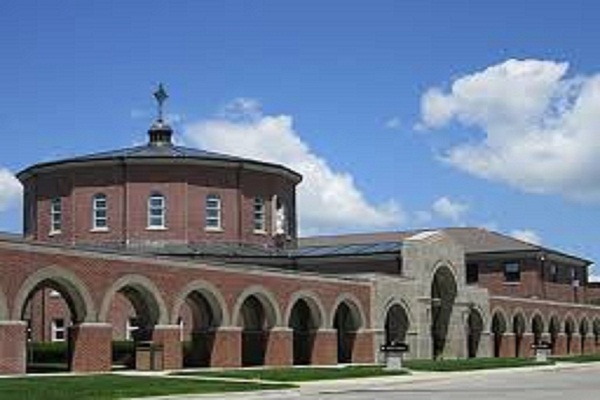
[466, 263, 479, 284]
[549, 263, 558, 283]
[504, 262, 521, 282]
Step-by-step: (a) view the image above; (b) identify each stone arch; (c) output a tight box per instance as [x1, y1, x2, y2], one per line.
[530, 312, 545, 345]
[286, 291, 326, 366]
[171, 280, 229, 327]
[331, 293, 366, 364]
[99, 274, 169, 326]
[511, 310, 527, 358]
[430, 264, 458, 359]
[232, 285, 281, 328]
[284, 290, 326, 330]
[384, 301, 411, 344]
[490, 308, 508, 358]
[467, 306, 485, 358]
[171, 280, 229, 367]
[233, 286, 281, 367]
[593, 318, 600, 345]
[12, 266, 96, 323]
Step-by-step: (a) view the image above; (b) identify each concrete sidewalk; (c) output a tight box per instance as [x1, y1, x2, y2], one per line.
[135, 362, 600, 400]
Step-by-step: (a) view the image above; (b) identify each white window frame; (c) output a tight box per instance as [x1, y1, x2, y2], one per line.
[205, 194, 222, 230]
[50, 197, 62, 234]
[253, 197, 266, 233]
[125, 317, 139, 341]
[147, 193, 166, 229]
[51, 318, 66, 342]
[92, 193, 108, 230]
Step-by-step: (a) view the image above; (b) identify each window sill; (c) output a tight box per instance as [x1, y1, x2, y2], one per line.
[48, 230, 62, 237]
[503, 281, 521, 286]
[146, 226, 168, 231]
[205, 227, 224, 233]
[253, 230, 267, 236]
[90, 227, 110, 233]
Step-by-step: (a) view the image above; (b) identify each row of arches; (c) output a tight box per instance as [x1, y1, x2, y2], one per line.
[491, 309, 600, 357]
[2, 267, 369, 370]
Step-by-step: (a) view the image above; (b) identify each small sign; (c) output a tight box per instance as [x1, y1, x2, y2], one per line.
[380, 341, 409, 353]
[531, 341, 551, 350]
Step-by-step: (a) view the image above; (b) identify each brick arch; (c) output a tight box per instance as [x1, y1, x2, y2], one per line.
[383, 296, 414, 326]
[383, 298, 412, 344]
[170, 280, 230, 326]
[563, 313, 577, 333]
[490, 307, 508, 332]
[329, 293, 366, 329]
[579, 316, 590, 335]
[284, 290, 326, 329]
[98, 274, 168, 325]
[232, 285, 282, 328]
[12, 266, 96, 323]
[529, 310, 545, 333]
[510, 308, 527, 333]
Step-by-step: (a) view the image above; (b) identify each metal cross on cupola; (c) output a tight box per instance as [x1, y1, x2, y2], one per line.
[153, 83, 169, 122]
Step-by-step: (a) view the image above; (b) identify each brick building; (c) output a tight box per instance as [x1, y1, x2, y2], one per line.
[1, 88, 599, 374]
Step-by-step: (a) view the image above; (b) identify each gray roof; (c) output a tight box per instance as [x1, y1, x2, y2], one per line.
[299, 227, 592, 265]
[17, 143, 302, 182]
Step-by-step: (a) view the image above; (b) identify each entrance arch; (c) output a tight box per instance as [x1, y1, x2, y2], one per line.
[172, 281, 228, 367]
[286, 292, 324, 366]
[512, 312, 526, 357]
[384, 303, 410, 345]
[491, 310, 507, 358]
[531, 314, 544, 345]
[549, 315, 560, 353]
[565, 317, 575, 354]
[233, 287, 279, 367]
[467, 307, 484, 358]
[14, 267, 96, 372]
[332, 295, 364, 364]
[430, 265, 457, 359]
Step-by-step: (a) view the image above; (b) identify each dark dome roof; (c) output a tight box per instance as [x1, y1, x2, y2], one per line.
[17, 142, 302, 183]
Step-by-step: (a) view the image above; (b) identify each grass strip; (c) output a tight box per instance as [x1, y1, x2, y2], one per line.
[551, 354, 600, 363]
[0, 374, 294, 400]
[404, 357, 554, 371]
[176, 365, 409, 382]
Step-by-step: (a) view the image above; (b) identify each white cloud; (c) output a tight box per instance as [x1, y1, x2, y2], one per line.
[432, 196, 469, 223]
[589, 274, 600, 283]
[510, 229, 542, 245]
[184, 99, 404, 235]
[419, 58, 600, 202]
[0, 169, 22, 212]
[385, 117, 401, 130]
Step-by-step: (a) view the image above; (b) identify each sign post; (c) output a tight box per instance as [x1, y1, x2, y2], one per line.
[380, 341, 409, 370]
[531, 341, 551, 363]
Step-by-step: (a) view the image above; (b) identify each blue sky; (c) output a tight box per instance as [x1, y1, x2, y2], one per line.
[1, 1, 600, 275]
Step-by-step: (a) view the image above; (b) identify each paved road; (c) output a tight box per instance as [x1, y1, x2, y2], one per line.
[184, 364, 600, 400]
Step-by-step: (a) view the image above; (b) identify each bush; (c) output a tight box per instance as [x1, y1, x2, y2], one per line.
[28, 342, 68, 364]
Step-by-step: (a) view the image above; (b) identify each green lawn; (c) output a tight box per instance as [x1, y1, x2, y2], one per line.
[404, 357, 554, 371]
[176, 365, 409, 382]
[0, 375, 294, 400]
[551, 354, 600, 363]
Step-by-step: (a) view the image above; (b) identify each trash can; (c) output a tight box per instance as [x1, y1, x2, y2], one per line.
[135, 341, 164, 371]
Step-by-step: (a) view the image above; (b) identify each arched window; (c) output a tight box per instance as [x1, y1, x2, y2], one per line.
[205, 194, 222, 230]
[253, 197, 266, 232]
[147, 193, 166, 228]
[50, 197, 62, 234]
[92, 193, 108, 230]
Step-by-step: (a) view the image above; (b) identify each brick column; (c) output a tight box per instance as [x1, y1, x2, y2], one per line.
[153, 325, 182, 370]
[352, 329, 375, 364]
[69, 323, 112, 373]
[311, 329, 337, 365]
[520, 333, 534, 358]
[210, 327, 241, 368]
[500, 333, 515, 358]
[554, 333, 567, 356]
[265, 327, 292, 366]
[570, 334, 581, 355]
[0, 321, 26, 374]
[582, 335, 594, 355]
